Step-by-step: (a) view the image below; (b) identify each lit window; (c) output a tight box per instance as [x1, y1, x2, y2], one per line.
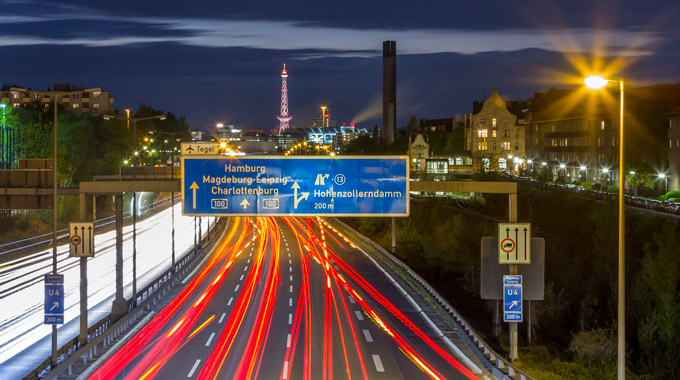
[499, 158, 506, 169]
[93, 103, 100, 109]
[456, 157, 463, 165]
[478, 142, 487, 151]
[72, 103, 79, 109]
[12, 92, 20, 99]
[501, 141, 510, 151]
[601, 120, 605, 130]
[12, 103, 20, 108]
[492, 130, 497, 137]
[492, 118, 497, 128]
[478, 129, 488, 138]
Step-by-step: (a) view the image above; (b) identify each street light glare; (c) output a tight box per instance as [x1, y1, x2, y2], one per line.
[584, 75, 609, 90]
[658, 173, 666, 178]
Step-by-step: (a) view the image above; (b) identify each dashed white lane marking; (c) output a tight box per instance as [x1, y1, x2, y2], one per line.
[234, 285, 240, 292]
[289, 285, 293, 292]
[187, 359, 201, 377]
[282, 361, 289, 379]
[348, 296, 356, 304]
[289, 259, 292, 264]
[372, 355, 385, 372]
[355, 310, 364, 321]
[240, 274, 244, 281]
[247, 259, 251, 263]
[288, 313, 293, 324]
[205, 332, 215, 346]
[363, 329, 373, 342]
[289, 267, 292, 272]
[218, 313, 226, 323]
[227, 297, 233, 306]
[286, 334, 291, 347]
[244, 266, 248, 271]
[289, 298, 293, 307]
[289, 275, 293, 281]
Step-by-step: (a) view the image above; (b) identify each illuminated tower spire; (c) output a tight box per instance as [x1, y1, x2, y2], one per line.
[277, 63, 292, 133]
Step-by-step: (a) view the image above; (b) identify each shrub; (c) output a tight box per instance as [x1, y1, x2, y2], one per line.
[592, 183, 602, 191]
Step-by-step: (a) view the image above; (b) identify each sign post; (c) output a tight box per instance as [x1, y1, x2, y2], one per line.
[503, 275, 523, 322]
[181, 156, 409, 217]
[44, 274, 64, 325]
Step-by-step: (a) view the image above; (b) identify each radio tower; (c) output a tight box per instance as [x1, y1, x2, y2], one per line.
[277, 63, 292, 133]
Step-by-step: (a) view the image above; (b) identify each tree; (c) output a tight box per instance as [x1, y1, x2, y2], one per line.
[407, 115, 419, 135]
[444, 122, 465, 151]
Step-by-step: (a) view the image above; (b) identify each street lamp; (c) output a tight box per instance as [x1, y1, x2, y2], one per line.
[580, 165, 588, 182]
[103, 112, 165, 307]
[585, 74, 625, 380]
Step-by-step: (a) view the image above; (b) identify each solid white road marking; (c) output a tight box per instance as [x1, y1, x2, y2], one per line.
[218, 313, 226, 323]
[228, 297, 233, 306]
[187, 359, 201, 377]
[372, 355, 385, 372]
[363, 329, 373, 342]
[205, 332, 215, 346]
[355, 310, 364, 321]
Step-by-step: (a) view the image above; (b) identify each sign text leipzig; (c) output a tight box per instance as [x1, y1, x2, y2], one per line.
[181, 156, 409, 216]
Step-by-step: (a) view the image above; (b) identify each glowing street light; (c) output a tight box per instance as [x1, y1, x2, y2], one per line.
[585, 73, 626, 380]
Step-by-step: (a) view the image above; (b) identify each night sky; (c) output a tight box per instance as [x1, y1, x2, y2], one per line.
[2, 0, 679, 132]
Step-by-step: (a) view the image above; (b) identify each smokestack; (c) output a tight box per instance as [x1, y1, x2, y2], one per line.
[382, 41, 396, 144]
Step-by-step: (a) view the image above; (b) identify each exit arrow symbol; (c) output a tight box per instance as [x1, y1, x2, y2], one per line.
[190, 182, 199, 209]
[510, 301, 518, 309]
[291, 181, 309, 209]
[240, 199, 250, 209]
[50, 302, 59, 312]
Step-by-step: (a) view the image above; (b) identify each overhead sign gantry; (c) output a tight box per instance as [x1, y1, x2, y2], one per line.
[181, 156, 409, 216]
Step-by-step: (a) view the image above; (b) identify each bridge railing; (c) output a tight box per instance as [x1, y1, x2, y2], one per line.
[23, 216, 226, 380]
[331, 217, 535, 380]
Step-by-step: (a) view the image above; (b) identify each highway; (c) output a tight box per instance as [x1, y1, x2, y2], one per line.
[0, 198, 215, 379]
[88, 216, 481, 380]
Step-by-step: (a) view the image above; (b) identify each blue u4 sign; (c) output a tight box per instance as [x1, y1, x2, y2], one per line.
[503, 284, 523, 322]
[44, 274, 64, 325]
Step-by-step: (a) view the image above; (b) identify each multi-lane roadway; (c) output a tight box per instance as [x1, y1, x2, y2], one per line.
[88, 216, 481, 380]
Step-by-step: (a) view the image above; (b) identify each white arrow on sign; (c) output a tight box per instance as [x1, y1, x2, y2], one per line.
[190, 182, 199, 209]
[240, 199, 250, 209]
[510, 301, 518, 309]
[291, 181, 309, 209]
[49, 302, 59, 312]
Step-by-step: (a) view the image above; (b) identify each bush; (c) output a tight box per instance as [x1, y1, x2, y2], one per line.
[592, 183, 602, 191]
[569, 328, 616, 363]
[665, 190, 680, 199]
[606, 185, 619, 193]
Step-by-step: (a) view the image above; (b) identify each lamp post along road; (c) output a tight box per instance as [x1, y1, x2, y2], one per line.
[585, 75, 626, 380]
[103, 113, 165, 309]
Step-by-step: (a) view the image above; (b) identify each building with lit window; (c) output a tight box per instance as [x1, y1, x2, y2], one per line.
[524, 84, 680, 187]
[0, 83, 113, 115]
[466, 90, 526, 172]
[667, 110, 680, 191]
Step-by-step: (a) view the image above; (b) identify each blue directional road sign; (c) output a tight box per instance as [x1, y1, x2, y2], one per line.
[503, 275, 523, 322]
[181, 156, 409, 216]
[44, 274, 64, 325]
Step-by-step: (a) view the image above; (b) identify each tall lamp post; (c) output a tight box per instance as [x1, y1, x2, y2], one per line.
[658, 173, 668, 194]
[585, 74, 625, 380]
[321, 106, 327, 146]
[103, 112, 165, 306]
[11, 86, 101, 364]
[148, 129, 185, 273]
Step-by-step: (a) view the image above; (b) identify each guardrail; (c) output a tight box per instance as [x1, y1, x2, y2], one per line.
[22, 216, 226, 380]
[0, 195, 175, 259]
[505, 173, 680, 216]
[330, 218, 535, 380]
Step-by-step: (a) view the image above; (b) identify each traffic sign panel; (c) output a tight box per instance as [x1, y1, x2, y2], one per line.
[498, 223, 531, 264]
[69, 222, 94, 257]
[503, 283, 523, 322]
[181, 142, 220, 156]
[181, 156, 409, 216]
